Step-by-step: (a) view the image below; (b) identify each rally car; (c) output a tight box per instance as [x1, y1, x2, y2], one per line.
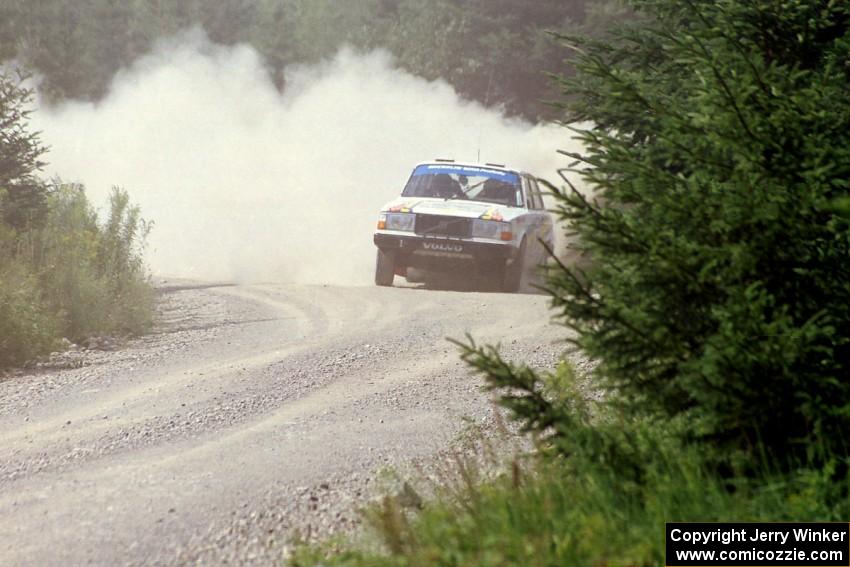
[373, 160, 554, 292]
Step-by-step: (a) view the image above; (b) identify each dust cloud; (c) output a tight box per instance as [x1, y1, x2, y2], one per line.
[33, 29, 576, 285]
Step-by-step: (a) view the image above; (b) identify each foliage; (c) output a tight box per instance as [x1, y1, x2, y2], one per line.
[0, 256, 56, 367]
[0, 0, 630, 122]
[291, 366, 850, 566]
[36, 184, 154, 341]
[0, 183, 154, 368]
[0, 68, 47, 230]
[0, 68, 153, 368]
[541, 0, 850, 463]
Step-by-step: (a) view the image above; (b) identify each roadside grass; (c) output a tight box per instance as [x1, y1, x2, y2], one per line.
[292, 440, 849, 567]
[0, 183, 153, 368]
[0, 257, 57, 365]
[290, 363, 850, 566]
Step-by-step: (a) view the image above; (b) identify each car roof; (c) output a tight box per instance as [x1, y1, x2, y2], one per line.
[413, 160, 529, 178]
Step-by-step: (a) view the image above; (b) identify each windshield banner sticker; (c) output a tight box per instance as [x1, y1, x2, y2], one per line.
[413, 164, 519, 183]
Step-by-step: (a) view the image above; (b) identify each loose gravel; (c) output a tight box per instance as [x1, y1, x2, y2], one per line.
[0, 280, 585, 566]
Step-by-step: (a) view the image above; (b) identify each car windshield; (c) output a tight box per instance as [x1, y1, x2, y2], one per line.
[401, 164, 522, 207]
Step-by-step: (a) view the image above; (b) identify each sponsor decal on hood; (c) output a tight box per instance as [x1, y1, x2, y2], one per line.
[388, 201, 419, 213]
[480, 207, 504, 221]
[412, 200, 493, 218]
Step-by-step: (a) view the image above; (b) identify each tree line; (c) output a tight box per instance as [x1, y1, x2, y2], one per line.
[0, 0, 629, 122]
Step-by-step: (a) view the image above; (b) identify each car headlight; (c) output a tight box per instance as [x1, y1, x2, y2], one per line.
[378, 212, 415, 232]
[472, 219, 512, 241]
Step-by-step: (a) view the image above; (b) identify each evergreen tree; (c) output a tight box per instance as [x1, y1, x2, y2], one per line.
[537, 0, 850, 461]
[0, 70, 47, 230]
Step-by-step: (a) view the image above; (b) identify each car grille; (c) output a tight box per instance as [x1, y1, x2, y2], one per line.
[414, 215, 471, 238]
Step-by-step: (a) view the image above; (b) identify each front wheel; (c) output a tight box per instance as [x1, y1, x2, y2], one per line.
[375, 249, 395, 286]
[502, 239, 526, 293]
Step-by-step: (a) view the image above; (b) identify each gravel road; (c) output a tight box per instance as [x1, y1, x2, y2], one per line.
[0, 281, 576, 566]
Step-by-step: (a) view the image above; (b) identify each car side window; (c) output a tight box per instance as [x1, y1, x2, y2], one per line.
[526, 177, 543, 210]
[522, 177, 534, 209]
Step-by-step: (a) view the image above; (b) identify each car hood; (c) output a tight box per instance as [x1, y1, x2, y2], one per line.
[380, 197, 523, 221]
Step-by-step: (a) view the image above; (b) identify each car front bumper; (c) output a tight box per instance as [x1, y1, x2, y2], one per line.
[374, 232, 516, 271]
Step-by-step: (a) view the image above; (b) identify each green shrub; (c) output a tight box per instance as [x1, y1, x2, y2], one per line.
[0, 183, 153, 368]
[0, 258, 56, 367]
[36, 184, 153, 341]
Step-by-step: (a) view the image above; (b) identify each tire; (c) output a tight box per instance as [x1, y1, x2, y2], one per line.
[502, 238, 526, 293]
[375, 249, 395, 286]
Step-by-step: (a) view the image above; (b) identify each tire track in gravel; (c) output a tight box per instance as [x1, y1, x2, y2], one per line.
[0, 282, 565, 566]
[0, 285, 353, 448]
